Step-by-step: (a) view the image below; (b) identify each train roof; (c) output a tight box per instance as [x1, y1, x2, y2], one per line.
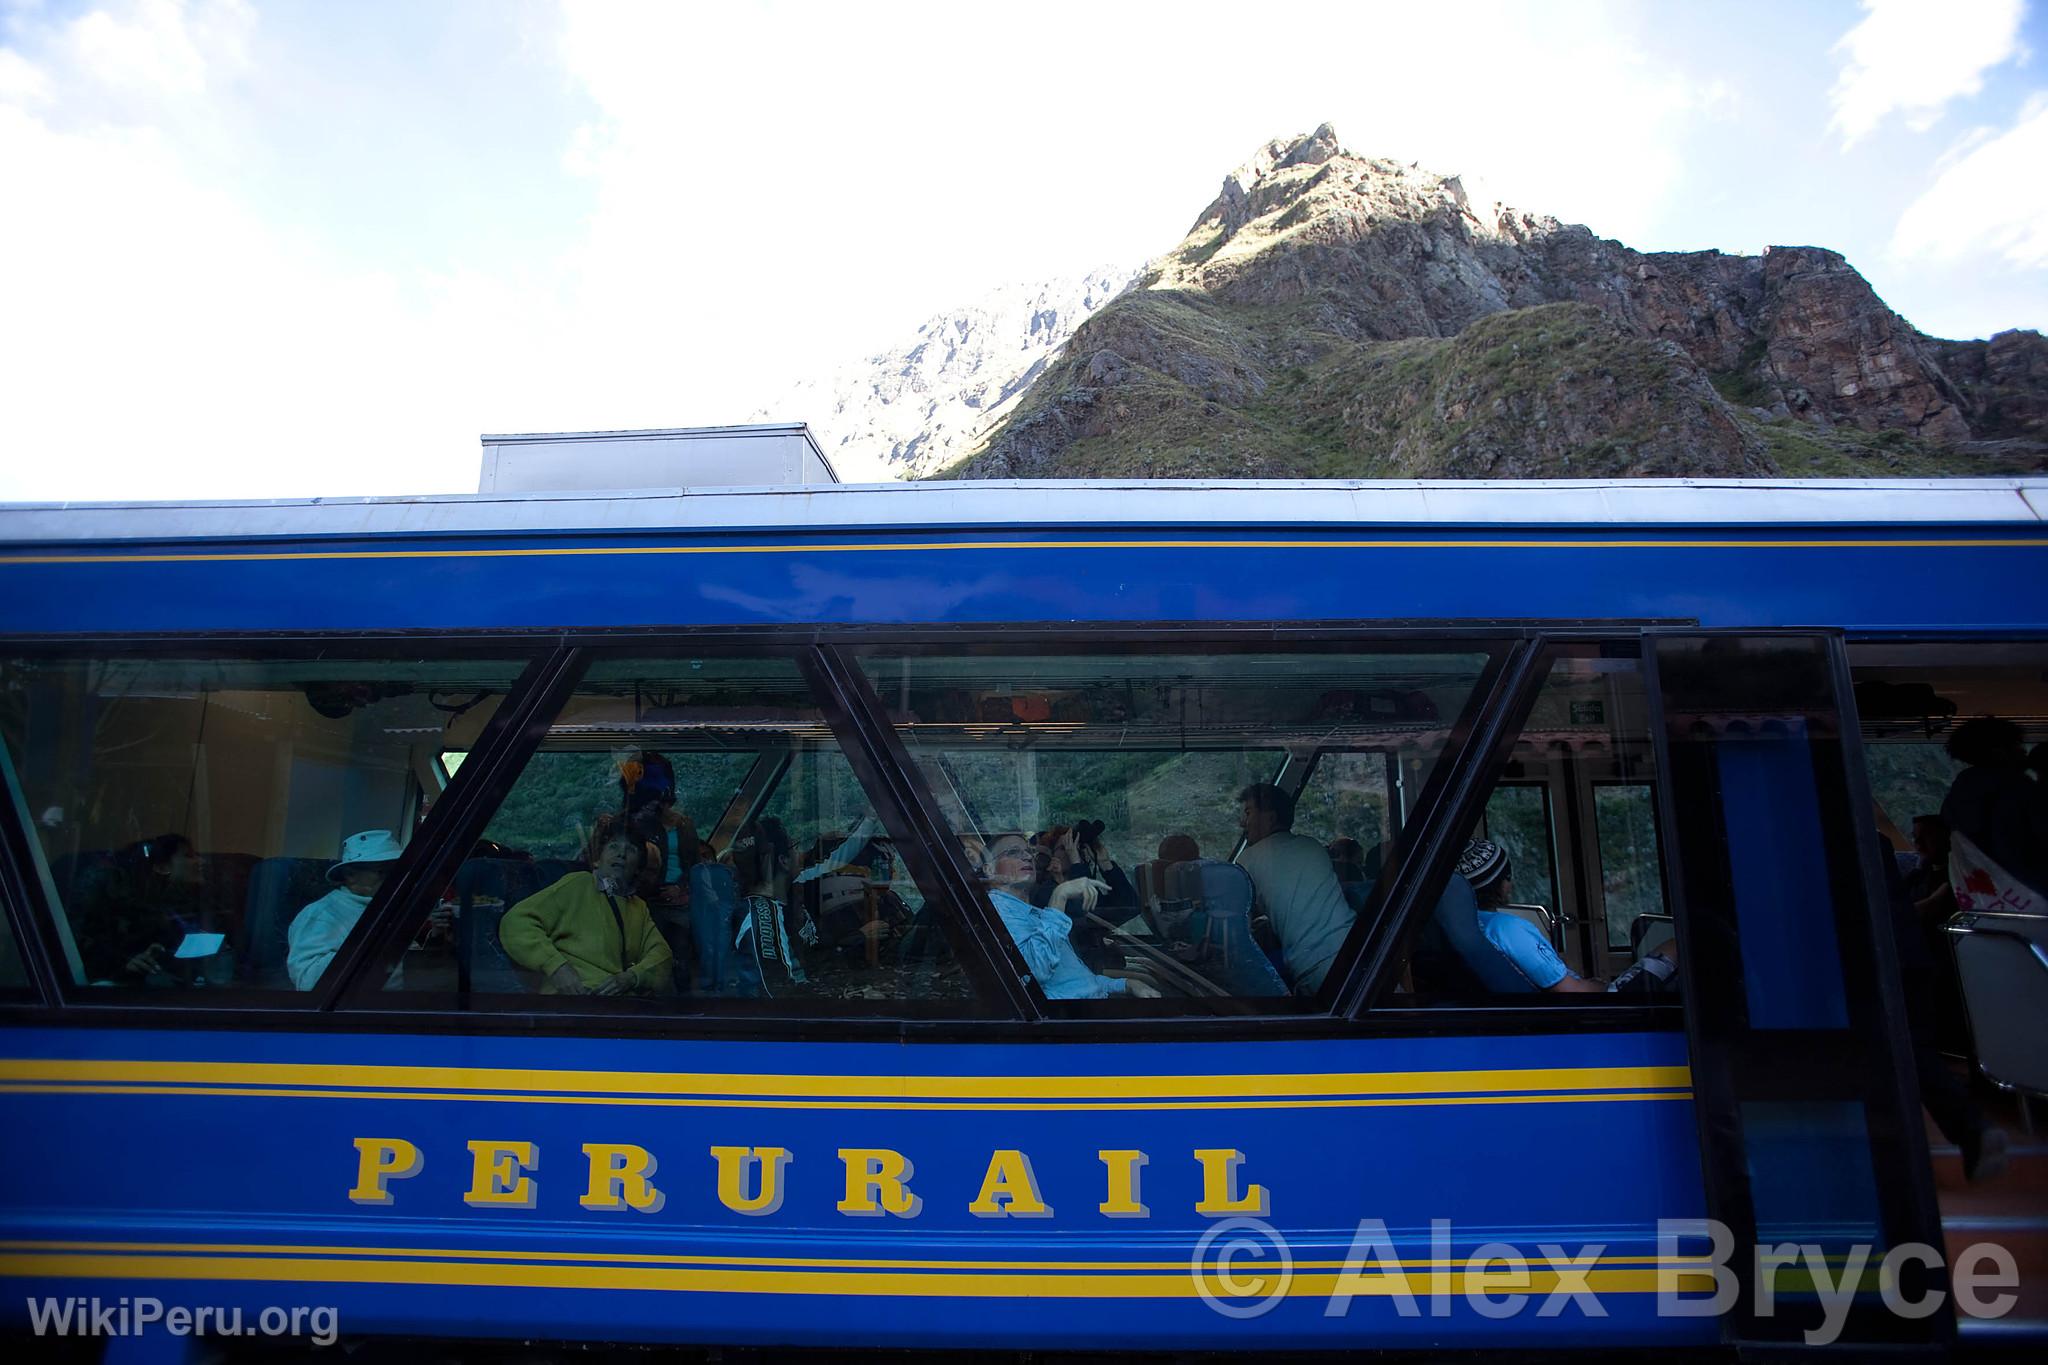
[2, 478, 2045, 543]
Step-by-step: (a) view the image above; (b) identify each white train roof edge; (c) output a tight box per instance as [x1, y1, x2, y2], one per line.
[1, 478, 2045, 542]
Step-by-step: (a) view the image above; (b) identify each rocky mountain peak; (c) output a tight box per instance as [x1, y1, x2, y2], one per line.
[940, 128, 2045, 481]
[1194, 122, 1490, 245]
[1202, 123, 1342, 227]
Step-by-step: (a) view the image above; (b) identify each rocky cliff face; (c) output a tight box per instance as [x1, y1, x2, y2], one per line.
[750, 267, 1139, 481]
[951, 124, 2046, 480]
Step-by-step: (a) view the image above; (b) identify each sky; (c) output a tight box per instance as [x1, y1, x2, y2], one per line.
[2, 0, 2045, 501]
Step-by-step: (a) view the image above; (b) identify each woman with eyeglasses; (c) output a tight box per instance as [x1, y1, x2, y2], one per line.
[984, 833, 1159, 1000]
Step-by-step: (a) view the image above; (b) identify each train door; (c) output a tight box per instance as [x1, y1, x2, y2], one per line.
[1644, 631, 1952, 1350]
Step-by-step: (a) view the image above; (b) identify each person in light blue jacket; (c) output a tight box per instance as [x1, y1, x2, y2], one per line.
[984, 833, 1158, 1000]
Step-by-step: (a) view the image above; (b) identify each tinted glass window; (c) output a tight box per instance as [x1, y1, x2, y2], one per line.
[1862, 742, 1959, 837]
[1850, 640, 2048, 914]
[378, 654, 989, 1014]
[1658, 635, 1946, 1344]
[1291, 750, 1394, 879]
[1483, 785, 1554, 911]
[1594, 783, 1666, 950]
[1393, 648, 1679, 1006]
[862, 647, 1500, 1011]
[917, 748, 1285, 872]
[0, 900, 27, 992]
[476, 750, 762, 862]
[0, 654, 527, 998]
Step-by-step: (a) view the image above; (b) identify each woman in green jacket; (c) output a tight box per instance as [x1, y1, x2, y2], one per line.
[500, 834, 674, 996]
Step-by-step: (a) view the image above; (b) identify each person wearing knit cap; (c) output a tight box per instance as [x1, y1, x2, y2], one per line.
[1456, 838, 1674, 994]
[1449, 838, 1587, 993]
[1454, 838, 1510, 892]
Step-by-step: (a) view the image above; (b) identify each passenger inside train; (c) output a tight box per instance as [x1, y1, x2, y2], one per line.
[498, 830, 673, 996]
[2, 642, 2043, 1037]
[72, 833, 211, 985]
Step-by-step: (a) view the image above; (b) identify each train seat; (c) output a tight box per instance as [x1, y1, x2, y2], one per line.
[1157, 859, 1289, 998]
[236, 857, 336, 988]
[1422, 874, 1542, 994]
[452, 857, 542, 994]
[1497, 902, 1558, 945]
[44, 850, 113, 912]
[1950, 913, 2048, 1108]
[687, 861, 745, 996]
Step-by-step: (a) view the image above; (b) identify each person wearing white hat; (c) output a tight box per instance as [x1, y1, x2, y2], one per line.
[286, 830, 405, 990]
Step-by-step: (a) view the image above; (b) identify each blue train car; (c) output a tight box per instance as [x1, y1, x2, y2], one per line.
[0, 477, 2044, 1355]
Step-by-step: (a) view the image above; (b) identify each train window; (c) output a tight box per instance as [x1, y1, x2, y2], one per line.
[1392, 645, 1678, 1005]
[921, 748, 1285, 879]
[1850, 639, 2048, 908]
[472, 750, 762, 861]
[1594, 783, 1665, 951]
[376, 654, 989, 1014]
[1290, 750, 1395, 880]
[1482, 785, 1555, 911]
[0, 903, 26, 991]
[859, 645, 1502, 1011]
[0, 653, 529, 1000]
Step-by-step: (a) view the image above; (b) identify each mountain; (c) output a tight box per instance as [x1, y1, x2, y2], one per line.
[750, 267, 1140, 481]
[945, 124, 2048, 480]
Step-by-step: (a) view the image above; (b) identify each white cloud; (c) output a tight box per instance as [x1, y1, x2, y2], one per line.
[0, 46, 49, 103]
[0, 0, 1767, 500]
[1830, 0, 2027, 146]
[15, 0, 2021, 502]
[0, 100, 526, 499]
[59, 0, 251, 101]
[0, 1, 546, 500]
[546, 0, 1736, 385]
[1890, 96, 2048, 269]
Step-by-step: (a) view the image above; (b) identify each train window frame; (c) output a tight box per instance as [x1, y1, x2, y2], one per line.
[0, 636, 553, 1012]
[1643, 629, 1954, 1347]
[848, 633, 1520, 1016]
[339, 642, 1039, 1020]
[1337, 637, 1692, 1020]
[0, 846, 42, 1004]
[0, 622, 1691, 1039]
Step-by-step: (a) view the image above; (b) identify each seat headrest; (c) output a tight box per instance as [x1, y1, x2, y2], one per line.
[691, 862, 738, 898]
[1162, 859, 1255, 916]
[1431, 874, 1538, 993]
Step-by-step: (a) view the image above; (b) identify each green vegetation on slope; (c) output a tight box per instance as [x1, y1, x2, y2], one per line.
[939, 273, 2035, 481]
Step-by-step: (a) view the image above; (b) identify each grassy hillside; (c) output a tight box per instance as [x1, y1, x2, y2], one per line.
[938, 298, 2025, 480]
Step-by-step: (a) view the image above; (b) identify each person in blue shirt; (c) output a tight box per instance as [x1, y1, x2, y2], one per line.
[984, 833, 1158, 1000]
[1454, 839, 1675, 994]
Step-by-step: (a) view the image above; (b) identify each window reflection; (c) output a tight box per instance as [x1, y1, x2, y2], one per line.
[864, 648, 1499, 1010]
[1396, 648, 1681, 1005]
[382, 655, 979, 1012]
[0, 655, 525, 997]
